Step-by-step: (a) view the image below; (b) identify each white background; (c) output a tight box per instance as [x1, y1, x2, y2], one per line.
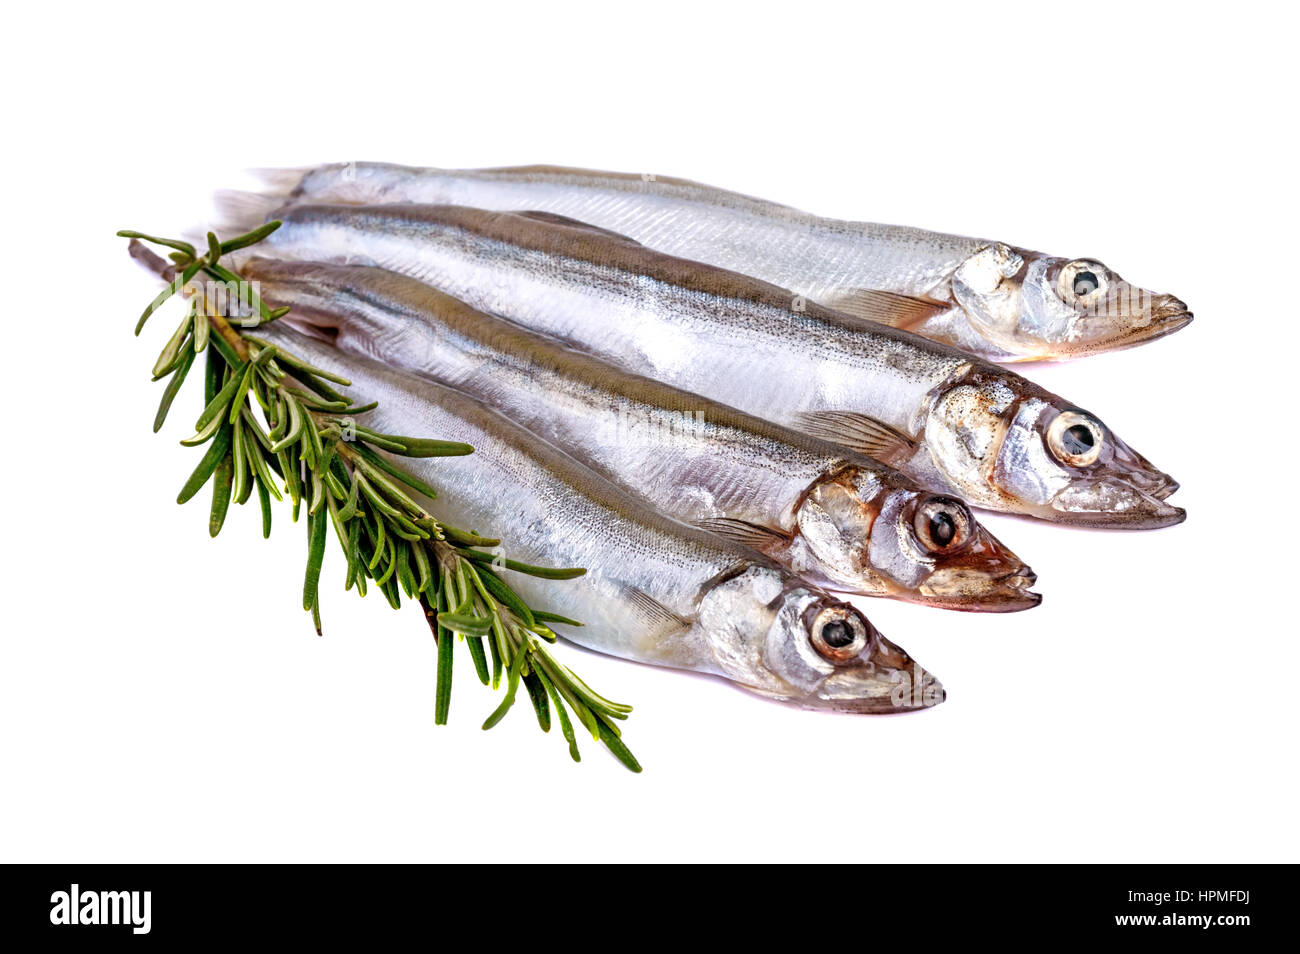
[2, 2, 1296, 863]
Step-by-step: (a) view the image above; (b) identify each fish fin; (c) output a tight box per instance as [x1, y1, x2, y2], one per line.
[626, 588, 693, 632]
[211, 189, 288, 241]
[791, 411, 917, 463]
[695, 517, 789, 554]
[248, 165, 314, 200]
[512, 210, 645, 246]
[821, 288, 949, 330]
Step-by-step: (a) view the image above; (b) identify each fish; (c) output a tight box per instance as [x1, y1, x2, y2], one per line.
[242, 257, 1040, 612]
[242, 162, 1193, 362]
[252, 323, 944, 713]
[229, 203, 1186, 530]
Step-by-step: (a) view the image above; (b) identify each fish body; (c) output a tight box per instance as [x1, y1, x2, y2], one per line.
[255, 325, 941, 712]
[238, 203, 1185, 529]
[257, 162, 1192, 362]
[245, 258, 1039, 611]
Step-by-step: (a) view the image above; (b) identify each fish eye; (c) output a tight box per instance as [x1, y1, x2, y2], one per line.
[1047, 411, 1104, 467]
[1073, 271, 1099, 296]
[913, 496, 972, 553]
[1060, 261, 1108, 303]
[808, 607, 872, 663]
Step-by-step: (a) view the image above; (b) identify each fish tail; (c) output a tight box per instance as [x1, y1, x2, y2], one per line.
[248, 165, 314, 198]
[211, 187, 290, 240]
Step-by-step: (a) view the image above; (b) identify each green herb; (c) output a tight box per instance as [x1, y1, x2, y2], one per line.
[120, 224, 639, 771]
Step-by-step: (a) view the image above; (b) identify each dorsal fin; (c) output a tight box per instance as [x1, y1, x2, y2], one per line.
[820, 288, 949, 330]
[791, 411, 917, 464]
[695, 517, 789, 555]
[512, 210, 645, 246]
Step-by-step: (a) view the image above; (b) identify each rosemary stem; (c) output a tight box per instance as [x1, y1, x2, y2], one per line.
[207, 310, 250, 363]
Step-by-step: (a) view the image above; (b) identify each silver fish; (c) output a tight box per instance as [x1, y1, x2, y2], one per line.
[244, 257, 1039, 612]
[252, 324, 943, 713]
[250, 162, 1192, 362]
[234, 203, 1185, 529]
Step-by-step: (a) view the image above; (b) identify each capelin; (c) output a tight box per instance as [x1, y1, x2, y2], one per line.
[924, 370, 1185, 529]
[696, 567, 942, 712]
[951, 244, 1191, 360]
[791, 469, 1039, 611]
[798, 605, 945, 713]
[763, 588, 943, 713]
[995, 397, 1186, 529]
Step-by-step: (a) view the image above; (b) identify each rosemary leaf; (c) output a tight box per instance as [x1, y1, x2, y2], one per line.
[523, 670, 551, 733]
[255, 472, 273, 539]
[481, 641, 528, 731]
[468, 563, 537, 631]
[349, 442, 441, 502]
[178, 423, 232, 504]
[429, 592, 453, 725]
[218, 220, 281, 254]
[231, 417, 249, 505]
[458, 547, 586, 580]
[193, 302, 210, 353]
[153, 345, 196, 433]
[195, 361, 248, 433]
[537, 668, 581, 762]
[204, 347, 225, 404]
[531, 609, 584, 627]
[466, 635, 490, 686]
[209, 450, 234, 537]
[389, 436, 474, 458]
[441, 525, 500, 548]
[596, 715, 643, 773]
[152, 309, 194, 379]
[438, 611, 493, 637]
[303, 508, 328, 612]
[132, 259, 201, 334]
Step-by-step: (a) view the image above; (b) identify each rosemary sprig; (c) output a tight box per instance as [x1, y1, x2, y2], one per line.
[120, 224, 639, 771]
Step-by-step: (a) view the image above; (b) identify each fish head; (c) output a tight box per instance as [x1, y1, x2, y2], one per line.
[793, 468, 1039, 611]
[698, 566, 942, 712]
[951, 244, 1191, 359]
[924, 373, 1184, 529]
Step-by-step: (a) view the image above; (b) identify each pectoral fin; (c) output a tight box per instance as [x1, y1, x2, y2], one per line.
[821, 288, 949, 330]
[792, 411, 917, 464]
[627, 588, 694, 632]
[695, 517, 790, 555]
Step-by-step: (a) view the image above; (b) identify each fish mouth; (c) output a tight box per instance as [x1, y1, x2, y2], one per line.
[1105, 438, 1183, 504]
[1148, 473, 1180, 500]
[812, 633, 945, 713]
[1103, 293, 1192, 351]
[1123, 463, 1181, 502]
[917, 563, 1041, 612]
[914, 525, 1041, 612]
[1048, 479, 1186, 529]
[1130, 294, 1193, 346]
[1044, 433, 1185, 528]
[1067, 292, 1192, 356]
